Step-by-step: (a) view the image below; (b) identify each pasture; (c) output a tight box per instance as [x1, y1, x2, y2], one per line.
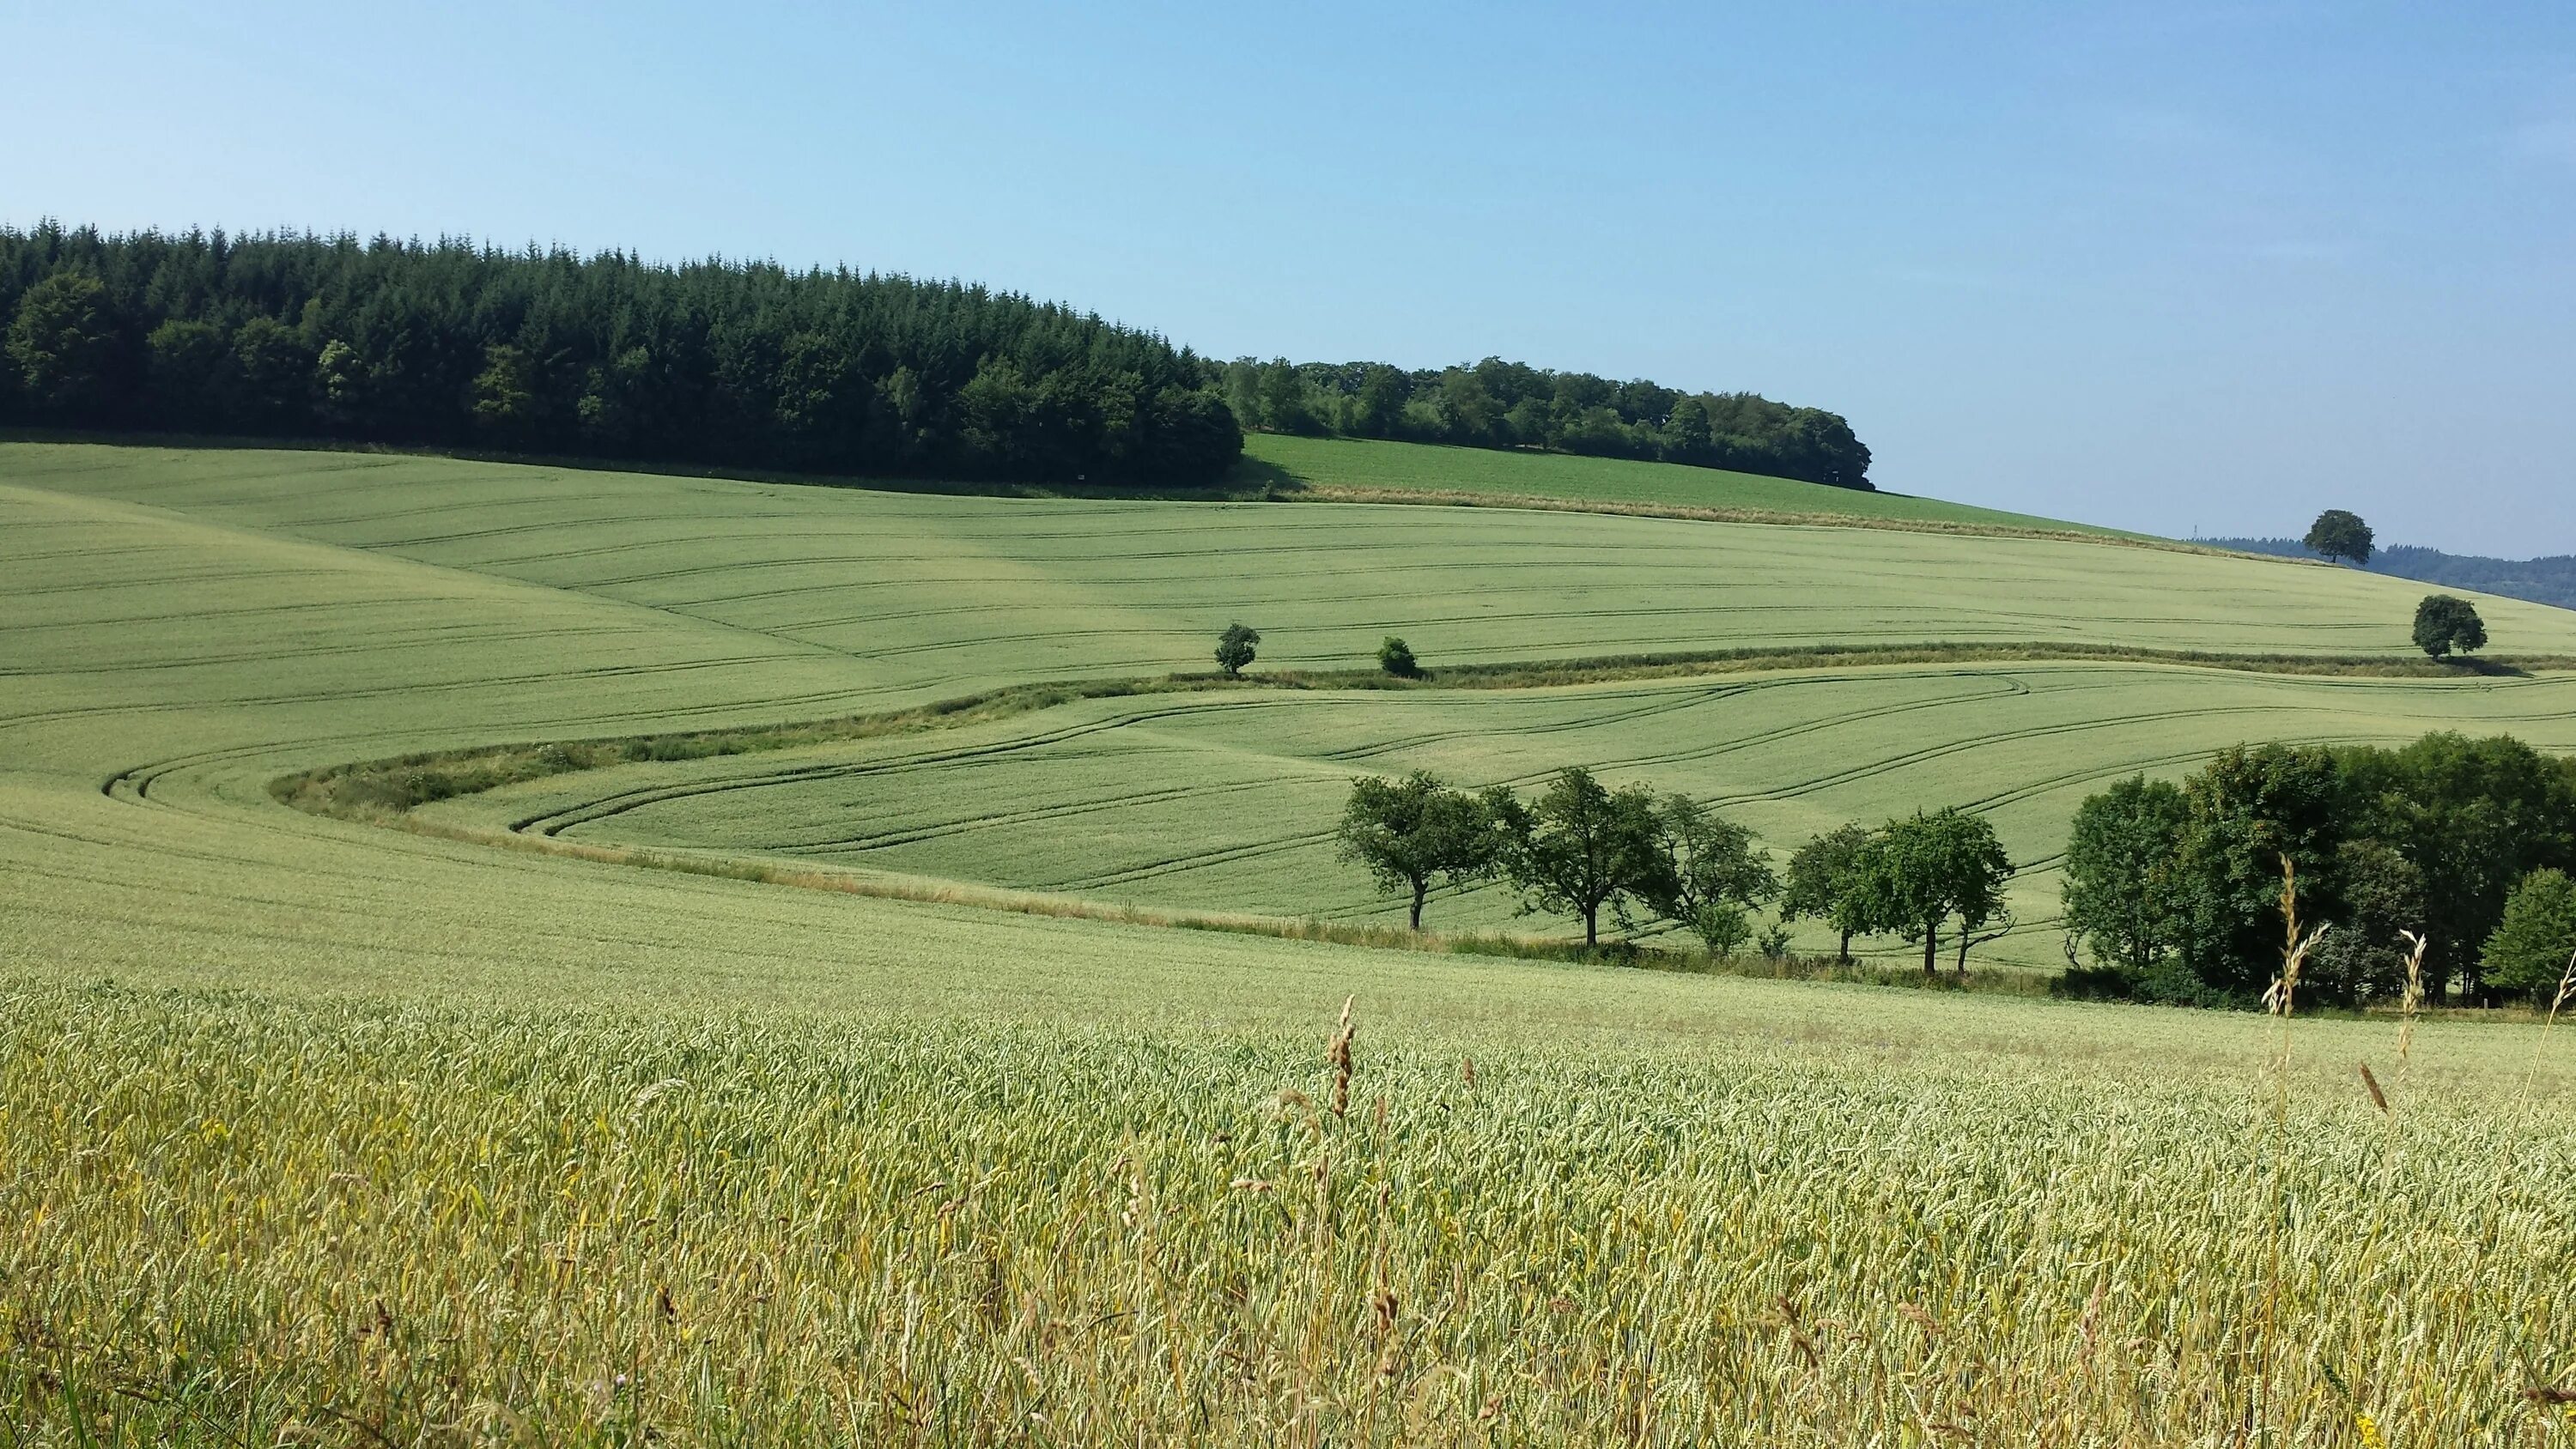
[6, 440, 2576, 1441]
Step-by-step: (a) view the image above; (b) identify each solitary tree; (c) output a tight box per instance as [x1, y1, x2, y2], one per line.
[1377, 636, 1421, 679]
[1488, 767, 1666, 949]
[1780, 823, 1875, 962]
[1852, 809, 2014, 977]
[1643, 794, 1777, 957]
[1214, 621, 1261, 676]
[2061, 774, 2189, 975]
[2481, 867, 2576, 999]
[1334, 772, 1500, 930]
[2411, 595, 2485, 659]
[2304, 509, 2375, 567]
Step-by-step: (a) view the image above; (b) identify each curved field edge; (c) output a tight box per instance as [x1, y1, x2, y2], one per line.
[271, 641, 2571, 974]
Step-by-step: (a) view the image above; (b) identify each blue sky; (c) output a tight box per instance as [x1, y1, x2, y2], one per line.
[3, 1, 2570, 552]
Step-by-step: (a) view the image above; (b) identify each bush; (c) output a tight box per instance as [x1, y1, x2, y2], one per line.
[1376, 636, 1420, 678]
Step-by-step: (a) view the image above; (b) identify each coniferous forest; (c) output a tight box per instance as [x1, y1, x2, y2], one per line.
[0, 223, 1243, 485]
[1, 223, 1874, 493]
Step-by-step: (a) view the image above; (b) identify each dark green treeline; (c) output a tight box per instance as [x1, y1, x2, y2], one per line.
[1219, 356, 1874, 491]
[0, 223, 1242, 485]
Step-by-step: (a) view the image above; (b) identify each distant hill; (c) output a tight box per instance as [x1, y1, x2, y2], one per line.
[2208, 537, 2576, 613]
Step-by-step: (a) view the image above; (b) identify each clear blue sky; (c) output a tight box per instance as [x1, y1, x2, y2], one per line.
[4, 2, 2570, 553]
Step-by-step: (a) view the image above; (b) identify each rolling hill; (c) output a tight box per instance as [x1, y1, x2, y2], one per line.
[8, 438, 2574, 1440]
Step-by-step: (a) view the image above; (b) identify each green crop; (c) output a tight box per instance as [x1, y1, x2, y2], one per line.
[6, 440, 2576, 1442]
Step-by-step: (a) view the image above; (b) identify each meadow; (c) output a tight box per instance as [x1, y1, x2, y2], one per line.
[6, 440, 2576, 1442]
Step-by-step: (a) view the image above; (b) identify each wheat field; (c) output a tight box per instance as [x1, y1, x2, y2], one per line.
[5, 441, 2576, 1443]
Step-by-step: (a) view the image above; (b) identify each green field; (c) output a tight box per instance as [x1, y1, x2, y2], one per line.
[417, 664, 2576, 967]
[1242, 431, 2131, 534]
[7, 440, 2576, 1442]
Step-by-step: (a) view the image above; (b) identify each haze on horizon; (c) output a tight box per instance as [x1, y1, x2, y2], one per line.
[3, 0, 2568, 555]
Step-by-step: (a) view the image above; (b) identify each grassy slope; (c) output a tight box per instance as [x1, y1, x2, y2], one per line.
[7, 441, 2576, 1439]
[1242, 430, 2127, 533]
[11, 439, 2576, 976]
[422, 663, 2576, 968]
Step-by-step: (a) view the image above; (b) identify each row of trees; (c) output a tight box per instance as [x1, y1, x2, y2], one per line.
[2060, 732, 2576, 1006]
[1335, 768, 2016, 972]
[1219, 355, 1874, 491]
[0, 223, 1242, 485]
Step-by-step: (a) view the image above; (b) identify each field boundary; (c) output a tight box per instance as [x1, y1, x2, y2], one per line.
[1265, 480, 2255, 555]
[2, 428, 2295, 560]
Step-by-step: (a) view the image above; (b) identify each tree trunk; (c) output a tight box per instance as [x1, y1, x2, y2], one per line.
[1837, 929, 1852, 965]
[1955, 931, 1970, 979]
[1583, 904, 1599, 948]
[1409, 881, 1426, 932]
[1922, 922, 1940, 977]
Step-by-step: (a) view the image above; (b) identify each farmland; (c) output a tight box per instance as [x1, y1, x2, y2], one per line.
[1242, 431, 2126, 534]
[7, 440, 2576, 1441]
[425, 664, 2576, 967]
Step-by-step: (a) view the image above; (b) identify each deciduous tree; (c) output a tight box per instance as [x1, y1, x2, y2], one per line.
[2062, 774, 2188, 975]
[2412, 594, 2486, 659]
[2482, 867, 2576, 998]
[1643, 794, 1777, 957]
[1334, 772, 1500, 930]
[1214, 622, 1261, 677]
[2304, 509, 2374, 566]
[1852, 809, 2012, 977]
[1488, 767, 1666, 949]
[1780, 823, 1874, 963]
[6, 271, 125, 420]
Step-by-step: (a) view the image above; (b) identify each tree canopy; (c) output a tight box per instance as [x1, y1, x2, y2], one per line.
[1333, 773, 1501, 931]
[1486, 768, 1668, 948]
[1218, 355, 1872, 490]
[1850, 809, 2014, 977]
[2412, 595, 2486, 659]
[2061, 775, 2190, 975]
[0, 222, 1242, 486]
[1779, 823, 1874, 962]
[2061, 731, 2576, 1005]
[2303, 509, 2374, 566]
[2481, 867, 2576, 997]
[1213, 623, 1261, 677]
[1641, 795, 1778, 956]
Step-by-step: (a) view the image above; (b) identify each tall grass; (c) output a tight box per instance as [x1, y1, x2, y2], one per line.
[6, 980, 2573, 1445]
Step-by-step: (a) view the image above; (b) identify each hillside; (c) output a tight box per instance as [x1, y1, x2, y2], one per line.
[1242, 432, 2118, 534]
[9, 441, 2576, 1440]
[9, 439, 2576, 976]
[2212, 535, 2576, 612]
